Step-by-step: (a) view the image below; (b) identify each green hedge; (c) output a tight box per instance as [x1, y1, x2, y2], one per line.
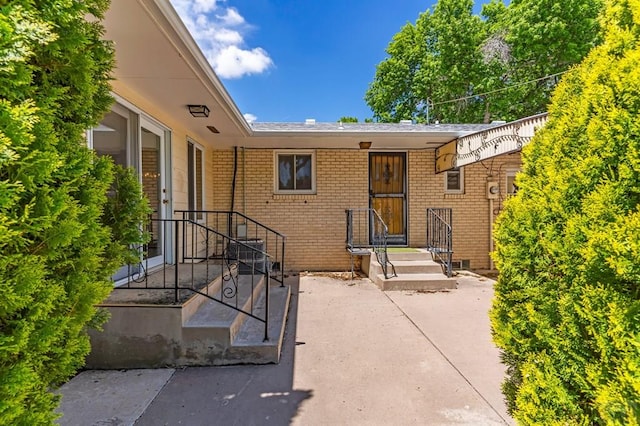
[0, 1, 148, 424]
[491, 1, 640, 424]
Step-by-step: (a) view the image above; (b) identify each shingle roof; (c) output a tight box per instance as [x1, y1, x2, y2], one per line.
[250, 121, 497, 135]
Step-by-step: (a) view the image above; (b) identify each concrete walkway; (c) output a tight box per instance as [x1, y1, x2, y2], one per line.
[56, 273, 513, 425]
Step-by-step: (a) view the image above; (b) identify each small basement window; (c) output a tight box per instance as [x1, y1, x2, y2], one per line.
[445, 167, 464, 193]
[506, 170, 519, 196]
[274, 150, 316, 194]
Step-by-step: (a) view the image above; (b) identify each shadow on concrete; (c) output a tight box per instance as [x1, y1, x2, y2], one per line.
[135, 275, 312, 425]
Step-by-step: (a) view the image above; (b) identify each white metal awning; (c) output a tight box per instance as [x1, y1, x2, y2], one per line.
[435, 113, 549, 173]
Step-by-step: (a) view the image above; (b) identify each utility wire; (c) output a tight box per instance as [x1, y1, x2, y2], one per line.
[431, 70, 571, 106]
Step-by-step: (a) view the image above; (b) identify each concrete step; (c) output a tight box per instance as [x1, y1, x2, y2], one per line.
[386, 249, 433, 262]
[182, 274, 265, 360]
[370, 259, 444, 276]
[375, 273, 457, 291]
[180, 263, 238, 324]
[227, 284, 291, 364]
[182, 275, 291, 366]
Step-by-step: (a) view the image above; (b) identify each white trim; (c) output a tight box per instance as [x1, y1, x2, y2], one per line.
[273, 150, 317, 195]
[140, 116, 169, 270]
[505, 168, 519, 197]
[444, 167, 464, 194]
[111, 92, 172, 133]
[187, 139, 206, 221]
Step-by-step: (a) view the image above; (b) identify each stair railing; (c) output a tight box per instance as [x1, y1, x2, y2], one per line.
[426, 208, 453, 277]
[346, 208, 396, 279]
[175, 210, 286, 287]
[116, 216, 273, 341]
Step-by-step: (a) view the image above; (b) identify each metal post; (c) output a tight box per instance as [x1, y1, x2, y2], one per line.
[280, 238, 286, 288]
[264, 271, 270, 341]
[174, 220, 179, 303]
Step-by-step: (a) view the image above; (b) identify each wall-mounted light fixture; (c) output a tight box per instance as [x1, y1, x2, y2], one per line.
[359, 141, 372, 150]
[188, 104, 210, 118]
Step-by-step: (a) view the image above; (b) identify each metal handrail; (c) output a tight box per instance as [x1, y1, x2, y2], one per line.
[117, 217, 273, 341]
[426, 208, 453, 277]
[346, 208, 396, 279]
[175, 210, 286, 287]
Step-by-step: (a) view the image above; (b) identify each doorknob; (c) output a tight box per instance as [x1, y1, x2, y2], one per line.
[162, 199, 169, 204]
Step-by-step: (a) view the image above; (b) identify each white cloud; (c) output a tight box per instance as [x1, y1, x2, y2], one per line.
[213, 28, 242, 45]
[216, 8, 244, 26]
[244, 113, 257, 123]
[213, 45, 273, 79]
[193, 0, 219, 14]
[170, 0, 273, 79]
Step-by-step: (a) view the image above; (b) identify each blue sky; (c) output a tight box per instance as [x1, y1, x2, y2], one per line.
[170, 0, 491, 123]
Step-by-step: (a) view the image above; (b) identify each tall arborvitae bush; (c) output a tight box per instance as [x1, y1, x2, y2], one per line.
[492, 0, 640, 424]
[0, 1, 147, 424]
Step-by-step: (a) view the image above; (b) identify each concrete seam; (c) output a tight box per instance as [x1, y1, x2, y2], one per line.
[383, 292, 509, 425]
[134, 369, 177, 424]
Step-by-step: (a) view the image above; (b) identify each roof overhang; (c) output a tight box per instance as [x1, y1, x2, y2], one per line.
[243, 122, 497, 150]
[103, 0, 251, 146]
[103, 1, 545, 152]
[435, 113, 549, 173]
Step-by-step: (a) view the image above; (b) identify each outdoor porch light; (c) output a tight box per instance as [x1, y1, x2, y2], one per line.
[188, 104, 210, 118]
[359, 141, 372, 150]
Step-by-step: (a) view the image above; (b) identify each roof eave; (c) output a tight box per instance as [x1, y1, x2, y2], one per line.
[150, 0, 252, 136]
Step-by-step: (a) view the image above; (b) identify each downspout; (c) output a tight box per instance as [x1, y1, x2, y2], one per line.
[242, 147, 247, 216]
[230, 146, 238, 236]
[489, 198, 495, 270]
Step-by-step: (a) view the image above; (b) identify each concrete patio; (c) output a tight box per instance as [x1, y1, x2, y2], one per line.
[56, 272, 512, 425]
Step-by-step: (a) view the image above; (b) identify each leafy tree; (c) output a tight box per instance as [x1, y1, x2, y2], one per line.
[491, 0, 640, 423]
[0, 1, 147, 424]
[493, 0, 604, 119]
[366, 0, 603, 123]
[366, 0, 484, 123]
[338, 116, 358, 123]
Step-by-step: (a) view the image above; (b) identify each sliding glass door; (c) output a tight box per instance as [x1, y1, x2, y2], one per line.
[91, 103, 171, 277]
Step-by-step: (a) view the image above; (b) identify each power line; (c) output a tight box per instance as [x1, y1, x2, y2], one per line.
[431, 70, 571, 106]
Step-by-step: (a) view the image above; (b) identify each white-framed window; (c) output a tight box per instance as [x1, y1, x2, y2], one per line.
[444, 167, 464, 193]
[188, 141, 204, 220]
[506, 169, 519, 197]
[89, 102, 137, 168]
[274, 150, 316, 194]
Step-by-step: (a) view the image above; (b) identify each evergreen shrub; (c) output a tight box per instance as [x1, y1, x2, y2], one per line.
[0, 1, 148, 424]
[491, 1, 640, 424]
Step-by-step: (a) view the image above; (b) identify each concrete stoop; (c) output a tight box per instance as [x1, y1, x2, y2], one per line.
[87, 270, 291, 369]
[369, 249, 457, 291]
[182, 279, 291, 366]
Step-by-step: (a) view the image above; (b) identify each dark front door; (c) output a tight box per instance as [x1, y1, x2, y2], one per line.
[369, 152, 407, 245]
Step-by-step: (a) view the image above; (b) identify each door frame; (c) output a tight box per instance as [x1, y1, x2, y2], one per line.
[368, 151, 408, 245]
[140, 116, 171, 269]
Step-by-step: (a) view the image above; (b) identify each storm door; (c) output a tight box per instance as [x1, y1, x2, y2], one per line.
[140, 118, 169, 269]
[369, 152, 407, 245]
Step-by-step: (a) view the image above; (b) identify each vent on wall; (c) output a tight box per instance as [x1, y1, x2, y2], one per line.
[451, 260, 471, 270]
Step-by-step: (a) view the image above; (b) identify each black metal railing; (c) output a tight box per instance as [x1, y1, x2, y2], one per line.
[426, 208, 453, 278]
[116, 216, 276, 341]
[175, 210, 286, 287]
[346, 208, 396, 279]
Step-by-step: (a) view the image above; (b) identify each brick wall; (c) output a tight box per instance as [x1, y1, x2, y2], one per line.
[211, 148, 522, 272]
[212, 149, 368, 271]
[408, 150, 522, 269]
